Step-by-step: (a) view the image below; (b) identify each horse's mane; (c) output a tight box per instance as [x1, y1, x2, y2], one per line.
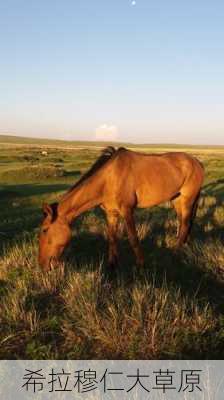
[67, 146, 118, 193]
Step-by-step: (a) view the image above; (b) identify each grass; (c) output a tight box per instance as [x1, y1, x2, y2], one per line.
[0, 136, 224, 359]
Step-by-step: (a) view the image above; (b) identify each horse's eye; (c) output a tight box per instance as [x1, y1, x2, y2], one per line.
[42, 228, 48, 234]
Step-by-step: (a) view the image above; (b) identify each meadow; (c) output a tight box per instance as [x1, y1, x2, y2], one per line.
[0, 136, 224, 359]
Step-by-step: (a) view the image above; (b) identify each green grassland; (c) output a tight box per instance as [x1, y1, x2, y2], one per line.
[0, 135, 224, 359]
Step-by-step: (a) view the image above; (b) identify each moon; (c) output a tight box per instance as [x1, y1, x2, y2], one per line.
[131, 1, 136, 5]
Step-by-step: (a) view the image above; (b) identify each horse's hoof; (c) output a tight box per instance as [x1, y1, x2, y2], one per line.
[137, 257, 145, 268]
[172, 243, 183, 254]
[108, 262, 118, 271]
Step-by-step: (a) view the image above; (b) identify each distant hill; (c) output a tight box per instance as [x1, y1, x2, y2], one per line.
[0, 134, 134, 148]
[0, 134, 223, 149]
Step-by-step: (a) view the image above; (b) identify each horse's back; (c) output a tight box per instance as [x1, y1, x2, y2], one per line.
[105, 149, 204, 208]
[121, 149, 204, 188]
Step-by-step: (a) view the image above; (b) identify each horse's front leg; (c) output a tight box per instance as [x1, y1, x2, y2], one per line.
[123, 209, 144, 267]
[106, 210, 119, 268]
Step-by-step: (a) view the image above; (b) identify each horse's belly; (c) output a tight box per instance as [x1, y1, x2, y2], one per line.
[133, 161, 184, 208]
[136, 185, 179, 208]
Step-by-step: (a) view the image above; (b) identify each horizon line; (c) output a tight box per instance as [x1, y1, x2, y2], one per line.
[0, 133, 224, 148]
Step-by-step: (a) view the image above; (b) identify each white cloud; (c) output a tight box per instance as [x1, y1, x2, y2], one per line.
[95, 124, 119, 141]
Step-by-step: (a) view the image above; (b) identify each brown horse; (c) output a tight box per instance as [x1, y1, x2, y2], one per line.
[39, 147, 204, 270]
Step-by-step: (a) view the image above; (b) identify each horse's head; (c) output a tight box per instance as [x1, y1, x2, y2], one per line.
[39, 203, 72, 271]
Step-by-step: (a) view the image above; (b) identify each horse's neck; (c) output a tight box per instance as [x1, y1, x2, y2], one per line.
[58, 174, 104, 223]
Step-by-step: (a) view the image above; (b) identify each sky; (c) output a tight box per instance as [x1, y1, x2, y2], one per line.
[0, 0, 224, 144]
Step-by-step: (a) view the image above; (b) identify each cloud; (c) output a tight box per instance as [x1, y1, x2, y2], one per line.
[95, 124, 119, 141]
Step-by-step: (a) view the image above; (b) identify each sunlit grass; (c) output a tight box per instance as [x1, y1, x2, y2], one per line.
[0, 141, 224, 359]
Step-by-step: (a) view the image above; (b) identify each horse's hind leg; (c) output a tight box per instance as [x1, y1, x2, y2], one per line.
[191, 191, 200, 221]
[173, 193, 199, 248]
[172, 195, 182, 239]
[186, 191, 201, 237]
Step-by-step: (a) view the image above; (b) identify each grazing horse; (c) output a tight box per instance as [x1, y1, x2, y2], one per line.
[39, 147, 204, 271]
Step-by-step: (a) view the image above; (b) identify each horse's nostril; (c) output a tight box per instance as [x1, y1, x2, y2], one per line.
[49, 257, 54, 271]
[49, 256, 59, 271]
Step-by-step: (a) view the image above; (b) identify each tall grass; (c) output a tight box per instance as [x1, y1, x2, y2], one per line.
[1, 194, 224, 359]
[1, 143, 224, 359]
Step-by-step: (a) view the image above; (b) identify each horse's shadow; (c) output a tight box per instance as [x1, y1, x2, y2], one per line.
[64, 217, 224, 316]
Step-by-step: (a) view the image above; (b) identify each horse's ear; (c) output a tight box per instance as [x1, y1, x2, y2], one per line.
[42, 202, 58, 221]
[42, 203, 53, 219]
